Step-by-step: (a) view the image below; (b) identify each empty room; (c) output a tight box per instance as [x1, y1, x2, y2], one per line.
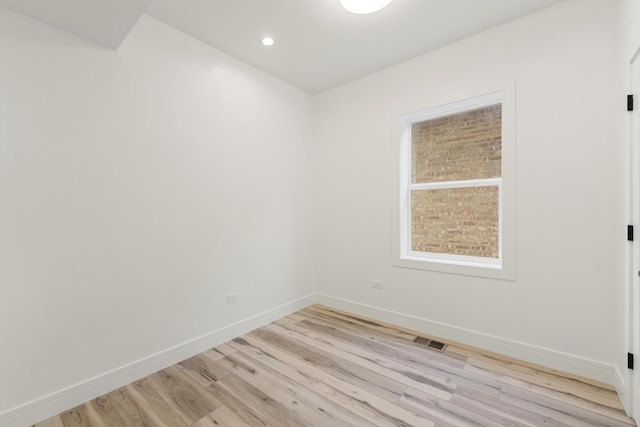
[2, 0, 640, 425]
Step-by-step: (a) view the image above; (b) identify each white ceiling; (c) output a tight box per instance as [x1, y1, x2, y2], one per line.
[0, 0, 566, 93]
[146, 0, 566, 93]
[0, 0, 151, 49]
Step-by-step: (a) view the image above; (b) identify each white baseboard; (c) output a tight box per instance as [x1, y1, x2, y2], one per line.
[3, 292, 623, 426]
[316, 293, 617, 386]
[0, 293, 317, 427]
[614, 366, 632, 417]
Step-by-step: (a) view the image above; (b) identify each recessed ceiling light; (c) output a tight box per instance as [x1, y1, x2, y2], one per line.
[340, 0, 393, 14]
[261, 37, 274, 46]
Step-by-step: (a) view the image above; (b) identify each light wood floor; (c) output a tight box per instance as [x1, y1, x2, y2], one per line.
[35, 305, 636, 427]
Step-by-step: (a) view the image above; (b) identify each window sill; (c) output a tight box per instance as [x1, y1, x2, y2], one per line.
[393, 255, 514, 281]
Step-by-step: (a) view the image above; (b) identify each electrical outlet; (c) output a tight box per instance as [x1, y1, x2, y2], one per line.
[372, 280, 383, 290]
[227, 292, 239, 304]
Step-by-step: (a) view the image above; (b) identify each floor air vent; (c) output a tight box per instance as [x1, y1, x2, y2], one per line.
[413, 336, 447, 352]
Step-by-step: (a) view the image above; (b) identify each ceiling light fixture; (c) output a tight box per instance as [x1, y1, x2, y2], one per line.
[340, 0, 393, 14]
[262, 37, 274, 46]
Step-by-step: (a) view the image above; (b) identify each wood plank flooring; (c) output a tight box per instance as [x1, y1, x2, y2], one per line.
[34, 305, 636, 427]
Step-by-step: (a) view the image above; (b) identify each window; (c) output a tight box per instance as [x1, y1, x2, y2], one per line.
[393, 89, 514, 280]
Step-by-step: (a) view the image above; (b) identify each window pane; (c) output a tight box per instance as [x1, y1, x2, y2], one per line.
[412, 104, 501, 183]
[411, 186, 499, 259]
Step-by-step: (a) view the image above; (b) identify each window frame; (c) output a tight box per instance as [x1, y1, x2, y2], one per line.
[392, 84, 515, 281]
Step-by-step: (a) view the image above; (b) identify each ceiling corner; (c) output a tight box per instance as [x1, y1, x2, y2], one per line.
[0, 0, 152, 49]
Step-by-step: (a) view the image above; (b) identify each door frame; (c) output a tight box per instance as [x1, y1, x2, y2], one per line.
[628, 46, 640, 420]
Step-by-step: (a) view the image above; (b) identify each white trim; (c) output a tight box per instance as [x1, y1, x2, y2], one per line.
[392, 79, 516, 281]
[631, 45, 640, 65]
[401, 99, 504, 268]
[401, 91, 502, 124]
[315, 293, 617, 385]
[629, 49, 640, 422]
[410, 178, 501, 191]
[403, 252, 501, 268]
[615, 366, 632, 417]
[0, 294, 317, 427]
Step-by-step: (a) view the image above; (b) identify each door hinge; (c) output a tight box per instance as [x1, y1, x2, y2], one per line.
[628, 94, 634, 112]
[629, 353, 634, 370]
[629, 225, 634, 241]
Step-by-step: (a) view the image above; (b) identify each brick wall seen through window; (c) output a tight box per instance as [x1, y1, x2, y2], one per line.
[410, 104, 502, 259]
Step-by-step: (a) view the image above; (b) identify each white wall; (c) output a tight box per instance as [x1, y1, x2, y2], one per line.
[0, 0, 632, 423]
[0, 9, 315, 419]
[315, 0, 618, 381]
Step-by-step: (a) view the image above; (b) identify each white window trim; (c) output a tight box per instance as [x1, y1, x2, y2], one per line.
[391, 81, 515, 281]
